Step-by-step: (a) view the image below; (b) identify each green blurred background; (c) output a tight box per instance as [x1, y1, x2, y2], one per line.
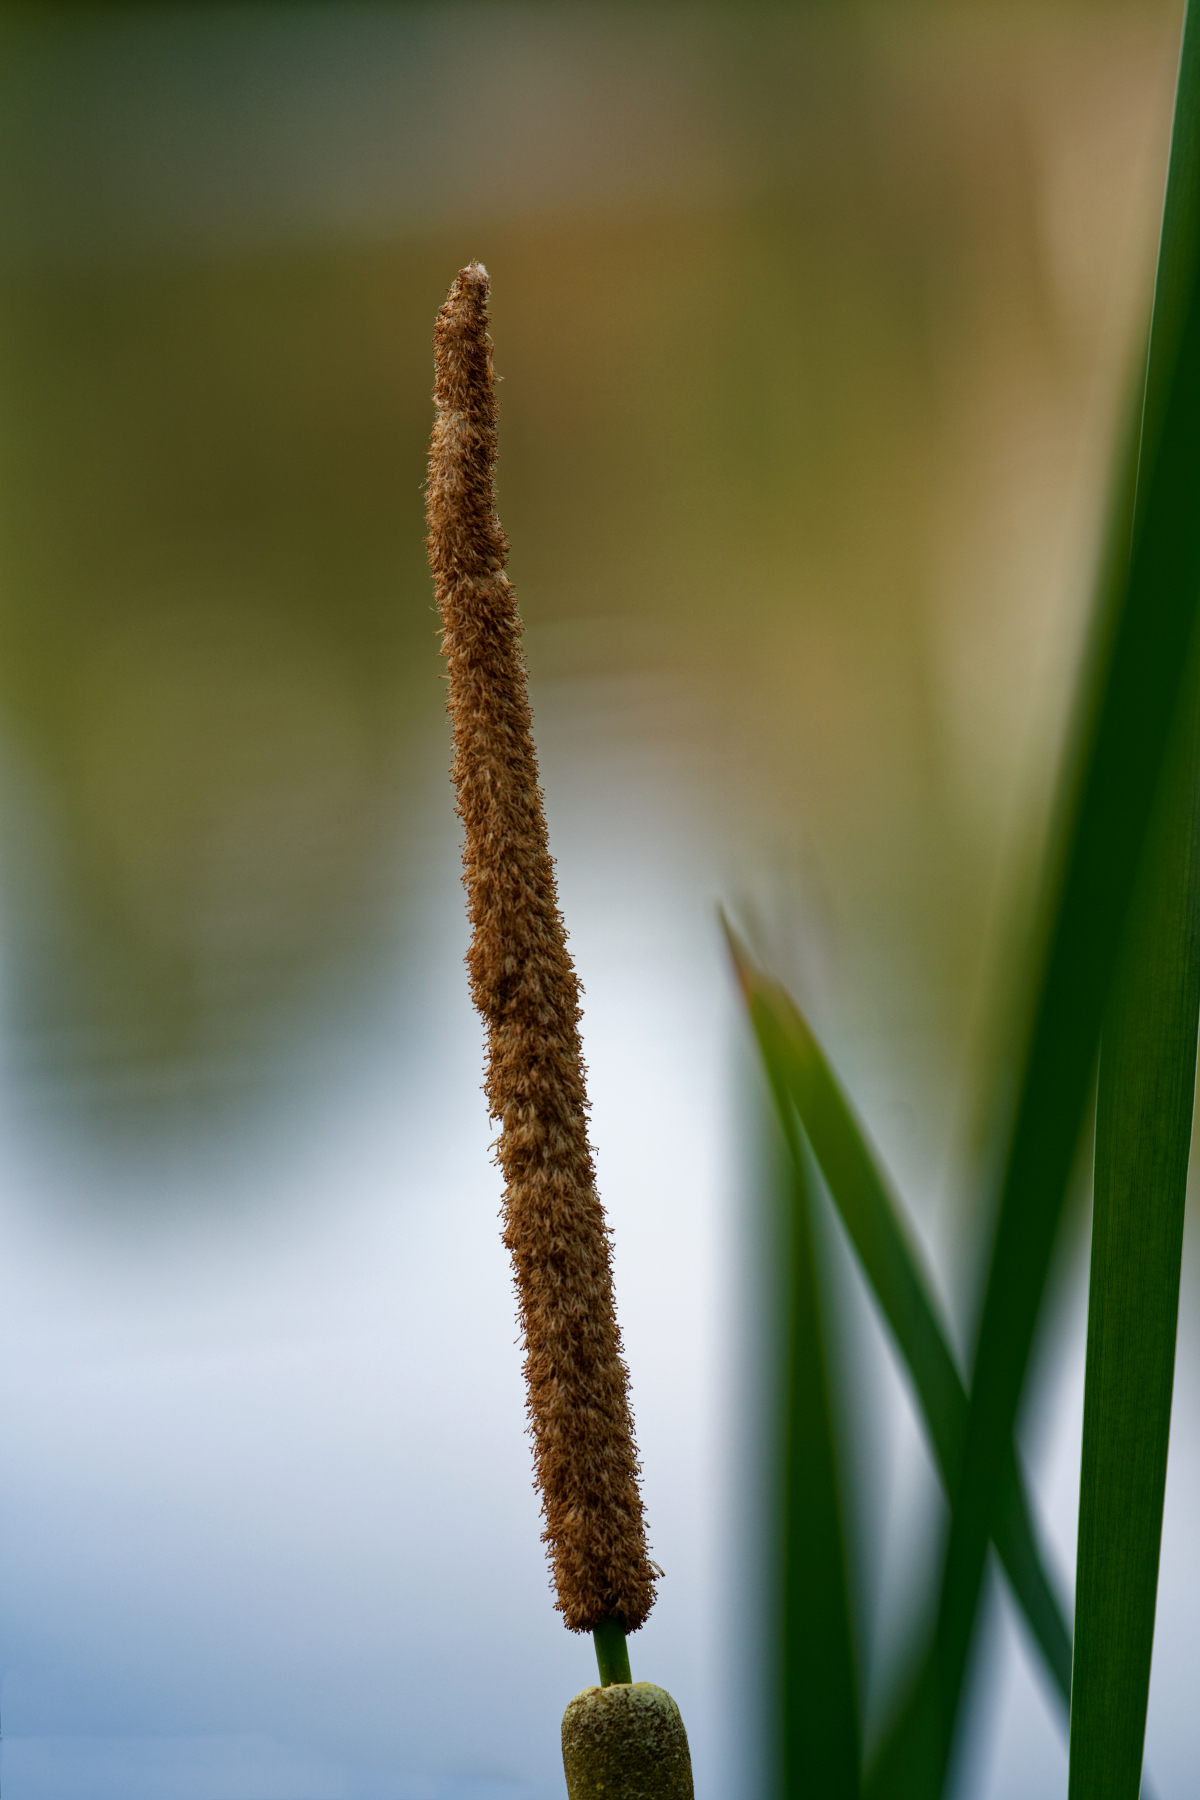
[0, 0, 1172, 1127]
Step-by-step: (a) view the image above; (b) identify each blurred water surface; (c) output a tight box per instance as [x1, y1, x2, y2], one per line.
[0, 3, 1194, 1797]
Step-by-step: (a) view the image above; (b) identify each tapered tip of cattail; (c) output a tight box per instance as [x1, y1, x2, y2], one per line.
[439, 262, 489, 335]
[434, 263, 490, 363]
[427, 264, 508, 586]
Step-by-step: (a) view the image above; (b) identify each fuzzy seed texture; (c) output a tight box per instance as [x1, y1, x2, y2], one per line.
[425, 264, 658, 1633]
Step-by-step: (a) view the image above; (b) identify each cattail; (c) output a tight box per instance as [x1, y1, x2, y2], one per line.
[425, 263, 658, 1638]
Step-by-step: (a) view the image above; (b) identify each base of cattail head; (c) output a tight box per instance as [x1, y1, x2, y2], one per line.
[562, 1685, 695, 1800]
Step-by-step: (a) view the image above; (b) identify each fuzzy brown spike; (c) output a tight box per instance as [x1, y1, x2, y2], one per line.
[425, 263, 658, 1633]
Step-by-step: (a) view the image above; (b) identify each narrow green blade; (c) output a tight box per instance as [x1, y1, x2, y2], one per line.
[1068, 620, 1200, 1793]
[727, 926, 1072, 1716]
[925, 7, 1200, 1791]
[761, 1092, 862, 1800]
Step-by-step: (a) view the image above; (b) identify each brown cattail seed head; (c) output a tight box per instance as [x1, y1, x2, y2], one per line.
[425, 263, 658, 1633]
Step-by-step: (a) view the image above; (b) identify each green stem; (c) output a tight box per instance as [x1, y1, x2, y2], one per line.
[779, 1131, 861, 1798]
[593, 1619, 632, 1686]
[1067, 577, 1200, 1800]
[915, 4, 1200, 1790]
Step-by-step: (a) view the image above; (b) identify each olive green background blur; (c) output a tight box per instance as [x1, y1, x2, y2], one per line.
[0, 2, 1174, 1138]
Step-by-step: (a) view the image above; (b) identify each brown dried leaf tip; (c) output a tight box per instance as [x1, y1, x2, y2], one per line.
[425, 263, 658, 1634]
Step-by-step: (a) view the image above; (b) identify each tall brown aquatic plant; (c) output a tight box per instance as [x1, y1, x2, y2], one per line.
[425, 262, 658, 1638]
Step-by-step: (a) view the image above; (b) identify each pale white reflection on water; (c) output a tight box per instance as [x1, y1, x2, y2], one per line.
[0, 686, 734, 1800]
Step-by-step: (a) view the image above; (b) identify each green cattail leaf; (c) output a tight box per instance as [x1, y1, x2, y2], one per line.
[923, 5, 1200, 1791]
[758, 1069, 862, 1800]
[726, 928, 1072, 1722]
[1068, 605, 1200, 1792]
